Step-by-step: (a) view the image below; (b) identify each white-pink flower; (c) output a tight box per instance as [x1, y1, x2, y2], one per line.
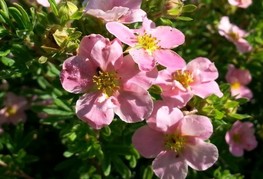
[155, 57, 223, 108]
[225, 120, 257, 157]
[225, 64, 253, 100]
[60, 34, 157, 129]
[218, 16, 252, 53]
[228, 0, 252, 8]
[132, 101, 218, 179]
[37, 0, 61, 7]
[84, 0, 146, 24]
[106, 17, 186, 71]
[0, 92, 28, 125]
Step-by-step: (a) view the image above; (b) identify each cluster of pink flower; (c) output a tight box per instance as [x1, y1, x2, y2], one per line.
[221, 0, 257, 159]
[220, 2, 254, 101]
[57, 0, 257, 178]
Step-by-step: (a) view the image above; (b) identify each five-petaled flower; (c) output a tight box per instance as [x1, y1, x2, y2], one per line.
[218, 16, 252, 53]
[106, 16, 185, 71]
[228, 0, 252, 8]
[84, 0, 146, 24]
[155, 57, 223, 107]
[0, 92, 28, 126]
[60, 34, 157, 129]
[132, 101, 219, 179]
[225, 120, 257, 157]
[225, 64, 253, 100]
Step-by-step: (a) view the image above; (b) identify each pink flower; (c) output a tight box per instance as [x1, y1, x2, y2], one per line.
[106, 17, 185, 71]
[37, 0, 61, 7]
[60, 34, 157, 129]
[0, 92, 28, 125]
[132, 101, 218, 179]
[155, 57, 223, 108]
[218, 16, 252, 53]
[225, 120, 257, 157]
[84, 0, 146, 23]
[225, 64, 253, 100]
[228, 0, 252, 8]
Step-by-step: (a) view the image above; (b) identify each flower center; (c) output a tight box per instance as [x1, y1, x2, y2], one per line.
[137, 33, 159, 54]
[232, 133, 241, 143]
[172, 70, 194, 88]
[228, 31, 240, 41]
[6, 106, 17, 117]
[231, 82, 241, 89]
[165, 134, 185, 153]
[92, 70, 120, 97]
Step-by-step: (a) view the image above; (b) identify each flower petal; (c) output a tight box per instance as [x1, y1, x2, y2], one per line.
[231, 85, 253, 100]
[90, 38, 123, 71]
[113, 0, 142, 9]
[106, 22, 136, 46]
[129, 48, 156, 71]
[78, 34, 107, 59]
[226, 64, 252, 85]
[181, 115, 213, 140]
[153, 151, 188, 179]
[60, 56, 96, 94]
[151, 26, 185, 48]
[132, 125, 165, 158]
[85, 0, 113, 11]
[229, 145, 244, 157]
[235, 39, 252, 53]
[187, 57, 219, 82]
[154, 49, 186, 70]
[147, 101, 183, 133]
[114, 84, 153, 123]
[184, 139, 218, 171]
[218, 16, 232, 36]
[119, 9, 146, 23]
[191, 81, 223, 98]
[118, 54, 158, 90]
[76, 93, 115, 129]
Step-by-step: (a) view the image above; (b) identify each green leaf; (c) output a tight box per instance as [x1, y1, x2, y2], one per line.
[8, 7, 24, 28]
[0, 0, 9, 19]
[214, 109, 225, 120]
[63, 151, 74, 158]
[142, 166, 154, 179]
[14, 3, 31, 29]
[0, 27, 8, 37]
[176, 16, 193, 21]
[0, 13, 6, 23]
[224, 100, 239, 109]
[42, 108, 74, 116]
[53, 98, 72, 111]
[48, 0, 59, 16]
[182, 4, 197, 13]
[112, 156, 131, 178]
[71, 11, 83, 20]
[102, 156, 111, 176]
[0, 49, 10, 57]
[228, 113, 251, 120]
[0, 56, 15, 66]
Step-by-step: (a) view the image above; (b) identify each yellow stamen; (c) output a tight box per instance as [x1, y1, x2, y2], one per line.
[172, 70, 194, 88]
[137, 33, 159, 55]
[165, 134, 185, 154]
[6, 106, 17, 117]
[231, 82, 241, 89]
[228, 31, 240, 41]
[92, 70, 120, 97]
